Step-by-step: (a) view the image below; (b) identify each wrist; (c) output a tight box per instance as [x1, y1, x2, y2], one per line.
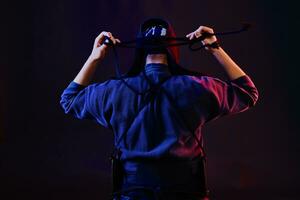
[87, 55, 102, 65]
[206, 41, 221, 54]
[211, 46, 223, 55]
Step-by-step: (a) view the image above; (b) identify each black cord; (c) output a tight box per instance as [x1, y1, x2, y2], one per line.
[104, 23, 251, 51]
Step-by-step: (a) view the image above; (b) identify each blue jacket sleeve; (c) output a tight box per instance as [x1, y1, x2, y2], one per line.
[201, 74, 259, 122]
[60, 81, 111, 128]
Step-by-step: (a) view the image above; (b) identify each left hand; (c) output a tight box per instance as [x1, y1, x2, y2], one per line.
[90, 31, 121, 61]
[186, 25, 218, 52]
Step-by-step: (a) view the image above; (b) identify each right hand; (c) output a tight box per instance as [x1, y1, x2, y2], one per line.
[89, 31, 120, 61]
[186, 26, 218, 52]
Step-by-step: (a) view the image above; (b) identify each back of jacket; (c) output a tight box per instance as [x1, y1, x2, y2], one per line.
[60, 63, 259, 170]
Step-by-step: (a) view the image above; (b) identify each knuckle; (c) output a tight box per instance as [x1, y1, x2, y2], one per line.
[96, 32, 103, 37]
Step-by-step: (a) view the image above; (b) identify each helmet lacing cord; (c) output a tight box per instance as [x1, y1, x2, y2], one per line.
[105, 23, 251, 89]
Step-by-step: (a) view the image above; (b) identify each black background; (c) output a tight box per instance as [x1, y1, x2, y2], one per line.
[1, 0, 299, 199]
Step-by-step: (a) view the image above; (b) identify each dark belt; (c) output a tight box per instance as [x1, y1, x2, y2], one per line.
[113, 157, 208, 200]
[113, 186, 208, 200]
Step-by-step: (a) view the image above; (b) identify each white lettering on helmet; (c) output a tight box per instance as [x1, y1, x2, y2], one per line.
[145, 27, 156, 36]
[161, 28, 167, 36]
[145, 26, 167, 37]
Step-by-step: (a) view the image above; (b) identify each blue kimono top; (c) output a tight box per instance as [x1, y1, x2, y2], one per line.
[60, 63, 259, 171]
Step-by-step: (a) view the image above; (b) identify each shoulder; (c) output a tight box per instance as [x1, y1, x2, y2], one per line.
[89, 77, 126, 89]
[165, 74, 225, 88]
[90, 75, 144, 91]
[185, 74, 227, 85]
[173, 75, 233, 96]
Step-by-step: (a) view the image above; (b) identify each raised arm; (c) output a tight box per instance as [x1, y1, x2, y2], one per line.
[187, 25, 259, 122]
[59, 31, 119, 127]
[186, 25, 246, 81]
[74, 31, 120, 86]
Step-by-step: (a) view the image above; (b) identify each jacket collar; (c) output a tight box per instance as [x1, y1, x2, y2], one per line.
[143, 63, 171, 76]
